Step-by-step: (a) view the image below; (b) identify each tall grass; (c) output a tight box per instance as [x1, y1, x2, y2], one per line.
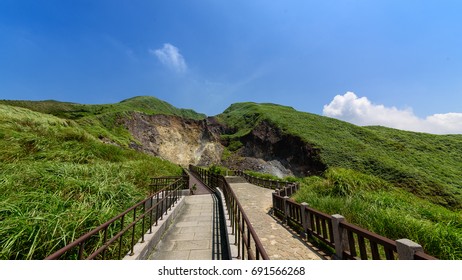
[0, 104, 181, 259]
[292, 168, 462, 259]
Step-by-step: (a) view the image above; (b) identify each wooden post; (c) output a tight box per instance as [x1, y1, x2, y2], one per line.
[396, 239, 424, 260]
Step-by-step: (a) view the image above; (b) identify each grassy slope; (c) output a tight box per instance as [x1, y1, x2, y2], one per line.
[0, 104, 182, 259]
[218, 102, 462, 259]
[218, 102, 462, 208]
[0, 96, 206, 147]
[0, 96, 206, 120]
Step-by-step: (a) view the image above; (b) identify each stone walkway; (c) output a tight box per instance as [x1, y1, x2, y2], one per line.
[148, 194, 214, 260]
[226, 179, 328, 260]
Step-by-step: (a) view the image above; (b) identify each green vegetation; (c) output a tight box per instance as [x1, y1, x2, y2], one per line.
[0, 96, 206, 147]
[244, 170, 297, 182]
[0, 104, 181, 259]
[2, 96, 462, 260]
[292, 168, 462, 260]
[218, 102, 462, 259]
[0, 96, 206, 121]
[218, 102, 462, 209]
[207, 164, 230, 176]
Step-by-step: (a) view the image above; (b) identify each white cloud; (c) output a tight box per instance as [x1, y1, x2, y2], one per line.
[323, 92, 462, 134]
[150, 43, 187, 73]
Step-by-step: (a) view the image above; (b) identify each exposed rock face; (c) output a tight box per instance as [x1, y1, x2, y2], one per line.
[122, 113, 224, 166]
[121, 113, 326, 177]
[224, 121, 326, 177]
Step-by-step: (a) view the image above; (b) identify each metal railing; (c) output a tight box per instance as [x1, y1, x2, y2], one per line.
[45, 178, 186, 260]
[189, 165, 269, 260]
[184, 168, 231, 260]
[234, 170, 299, 192]
[150, 174, 188, 193]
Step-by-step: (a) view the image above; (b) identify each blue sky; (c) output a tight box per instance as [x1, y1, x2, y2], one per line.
[1, 1, 462, 133]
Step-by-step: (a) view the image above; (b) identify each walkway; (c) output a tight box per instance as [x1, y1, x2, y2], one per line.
[148, 194, 214, 260]
[226, 177, 327, 260]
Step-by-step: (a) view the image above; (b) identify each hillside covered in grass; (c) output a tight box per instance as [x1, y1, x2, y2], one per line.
[0, 104, 182, 259]
[2, 96, 462, 259]
[218, 102, 462, 209]
[0, 96, 206, 147]
[218, 102, 462, 259]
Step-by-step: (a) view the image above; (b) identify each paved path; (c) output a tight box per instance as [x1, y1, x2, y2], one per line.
[148, 194, 214, 260]
[226, 178, 327, 260]
[188, 172, 211, 195]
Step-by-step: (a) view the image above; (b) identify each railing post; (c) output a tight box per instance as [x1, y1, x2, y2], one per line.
[300, 202, 309, 239]
[283, 196, 289, 225]
[396, 239, 424, 260]
[332, 214, 346, 260]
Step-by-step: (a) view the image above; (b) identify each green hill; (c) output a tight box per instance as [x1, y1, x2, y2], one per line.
[218, 102, 462, 208]
[0, 96, 206, 147]
[2, 97, 462, 259]
[0, 96, 206, 120]
[0, 104, 182, 259]
[218, 102, 462, 259]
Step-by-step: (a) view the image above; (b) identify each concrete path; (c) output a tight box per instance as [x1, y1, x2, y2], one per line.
[148, 194, 214, 260]
[188, 172, 211, 195]
[226, 178, 328, 260]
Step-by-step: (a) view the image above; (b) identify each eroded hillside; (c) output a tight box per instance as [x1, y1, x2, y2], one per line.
[122, 113, 224, 166]
[222, 120, 326, 177]
[118, 112, 324, 178]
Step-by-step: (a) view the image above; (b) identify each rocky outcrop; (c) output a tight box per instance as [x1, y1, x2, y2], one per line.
[122, 113, 224, 166]
[223, 121, 326, 177]
[121, 113, 326, 178]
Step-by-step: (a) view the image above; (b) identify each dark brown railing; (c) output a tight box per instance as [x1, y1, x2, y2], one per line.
[339, 220, 398, 260]
[150, 173, 189, 193]
[190, 165, 269, 260]
[45, 177, 187, 260]
[248, 174, 437, 260]
[234, 170, 299, 193]
[273, 194, 335, 248]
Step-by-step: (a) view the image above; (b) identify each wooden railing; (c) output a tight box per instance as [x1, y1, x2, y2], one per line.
[248, 174, 437, 260]
[190, 165, 269, 260]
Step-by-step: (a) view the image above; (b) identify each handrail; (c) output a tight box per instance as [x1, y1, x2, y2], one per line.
[250, 173, 437, 260]
[150, 175, 188, 193]
[45, 177, 186, 260]
[234, 170, 299, 195]
[338, 220, 398, 260]
[189, 165, 269, 260]
[186, 169, 232, 260]
[414, 250, 438, 260]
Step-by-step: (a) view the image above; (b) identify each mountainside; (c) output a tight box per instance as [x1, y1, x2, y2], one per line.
[0, 96, 206, 147]
[0, 103, 182, 259]
[217, 102, 462, 259]
[1, 96, 462, 259]
[217, 102, 462, 209]
[0, 96, 206, 121]
[123, 113, 224, 166]
[3, 96, 461, 209]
